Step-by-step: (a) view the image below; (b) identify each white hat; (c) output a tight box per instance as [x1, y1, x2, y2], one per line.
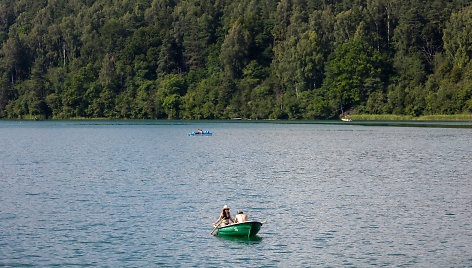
[222, 205, 229, 210]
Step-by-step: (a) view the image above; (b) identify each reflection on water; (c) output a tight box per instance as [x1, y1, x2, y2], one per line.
[216, 235, 263, 243]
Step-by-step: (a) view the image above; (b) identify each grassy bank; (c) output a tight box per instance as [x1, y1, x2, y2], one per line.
[349, 114, 472, 121]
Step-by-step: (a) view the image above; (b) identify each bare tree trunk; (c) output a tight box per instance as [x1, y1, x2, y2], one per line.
[63, 44, 66, 67]
[386, 5, 391, 43]
[375, 21, 380, 51]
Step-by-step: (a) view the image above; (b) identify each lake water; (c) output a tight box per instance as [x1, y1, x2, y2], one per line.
[1, 120, 471, 266]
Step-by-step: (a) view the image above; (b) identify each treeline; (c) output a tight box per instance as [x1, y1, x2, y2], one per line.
[0, 0, 471, 120]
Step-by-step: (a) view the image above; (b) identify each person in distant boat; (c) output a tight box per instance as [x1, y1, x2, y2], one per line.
[195, 129, 203, 134]
[234, 210, 248, 223]
[214, 205, 233, 227]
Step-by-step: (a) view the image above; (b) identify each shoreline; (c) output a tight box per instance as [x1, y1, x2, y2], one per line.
[347, 114, 472, 121]
[2, 114, 472, 122]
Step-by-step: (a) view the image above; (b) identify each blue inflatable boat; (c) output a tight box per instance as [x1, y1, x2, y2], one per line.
[188, 131, 212, 136]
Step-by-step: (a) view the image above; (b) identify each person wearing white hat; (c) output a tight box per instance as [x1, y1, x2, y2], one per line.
[213, 205, 234, 227]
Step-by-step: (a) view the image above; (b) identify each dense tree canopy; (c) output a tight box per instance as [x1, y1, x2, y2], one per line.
[0, 0, 471, 119]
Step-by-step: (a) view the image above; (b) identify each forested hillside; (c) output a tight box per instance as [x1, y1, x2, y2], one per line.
[1, 0, 471, 119]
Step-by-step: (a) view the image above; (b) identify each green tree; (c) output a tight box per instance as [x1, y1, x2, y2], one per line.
[155, 74, 186, 118]
[273, 30, 325, 97]
[61, 64, 97, 117]
[0, 37, 23, 83]
[443, 6, 472, 68]
[0, 73, 11, 117]
[98, 53, 118, 88]
[323, 31, 385, 114]
[2, 0, 472, 120]
[220, 21, 250, 78]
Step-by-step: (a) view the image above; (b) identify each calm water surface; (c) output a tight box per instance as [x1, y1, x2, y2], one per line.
[1, 120, 471, 266]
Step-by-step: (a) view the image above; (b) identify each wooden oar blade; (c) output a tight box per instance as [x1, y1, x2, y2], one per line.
[210, 219, 223, 235]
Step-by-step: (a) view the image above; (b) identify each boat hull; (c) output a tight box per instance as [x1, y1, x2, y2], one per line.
[215, 221, 262, 237]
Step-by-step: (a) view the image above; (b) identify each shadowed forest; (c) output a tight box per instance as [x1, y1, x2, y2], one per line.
[0, 0, 471, 119]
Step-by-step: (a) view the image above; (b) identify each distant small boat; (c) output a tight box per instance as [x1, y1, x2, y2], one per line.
[341, 118, 352, 122]
[213, 221, 263, 237]
[188, 130, 212, 136]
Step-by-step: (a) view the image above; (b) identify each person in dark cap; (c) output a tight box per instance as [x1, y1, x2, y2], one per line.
[234, 210, 248, 223]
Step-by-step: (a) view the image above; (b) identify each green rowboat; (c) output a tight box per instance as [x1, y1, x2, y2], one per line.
[214, 221, 263, 237]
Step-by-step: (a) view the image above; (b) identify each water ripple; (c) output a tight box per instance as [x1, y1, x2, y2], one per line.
[0, 121, 471, 266]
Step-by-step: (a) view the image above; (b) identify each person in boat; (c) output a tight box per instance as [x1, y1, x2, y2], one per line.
[214, 205, 234, 227]
[234, 210, 248, 223]
[195, 129, 203, 134]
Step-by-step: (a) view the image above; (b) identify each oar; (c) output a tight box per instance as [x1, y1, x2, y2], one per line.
[210, 219, 223, 235]
[261, 220, 267, 224]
